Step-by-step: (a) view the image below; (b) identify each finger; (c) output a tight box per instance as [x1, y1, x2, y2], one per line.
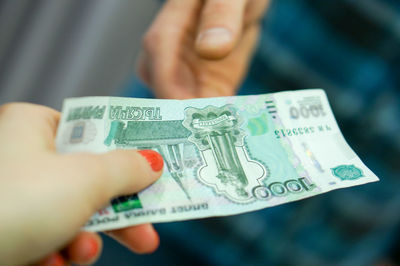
[198, 23, 261, 97]
[106, 224, 159, 254]
[195, 0, 247, 60]
[243, 0, 270, 26]
[63, 149, 163, 212]
[0, 103, 59, 154]
[136, 51, 151, 87]
[141, 0, 201, 99]
[64, 232, 102, 265]
[36, 252, 65, 266]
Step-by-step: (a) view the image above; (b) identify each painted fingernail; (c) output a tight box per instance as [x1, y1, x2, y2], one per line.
[84, 237, 99, 261]
[138, 150, 164, 172]
[42, 253, 65, 266]
[196, 27, 232, 47]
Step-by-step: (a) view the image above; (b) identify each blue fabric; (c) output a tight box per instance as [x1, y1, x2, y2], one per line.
[100, 0, 400, 265]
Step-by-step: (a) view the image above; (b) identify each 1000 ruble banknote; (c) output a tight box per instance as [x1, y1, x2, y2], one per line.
[56, 89, 379, 231]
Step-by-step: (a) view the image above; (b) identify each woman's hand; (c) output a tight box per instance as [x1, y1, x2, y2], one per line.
[137, 0, 270, 99]
[0, 103, 163, 265]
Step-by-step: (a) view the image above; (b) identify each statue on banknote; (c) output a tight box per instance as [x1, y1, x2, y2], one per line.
[183, 105, 266, 203]
[104, 119, 193, 201]
[103, 104, 267, 204]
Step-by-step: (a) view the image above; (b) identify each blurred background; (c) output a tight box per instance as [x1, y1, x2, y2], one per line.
[0, 0, 160, 108]
[1, 0, 399, 265]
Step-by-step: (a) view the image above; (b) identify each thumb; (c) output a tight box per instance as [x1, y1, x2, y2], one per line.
[65, 149, 163, 211]
[195, 0, 247, 60]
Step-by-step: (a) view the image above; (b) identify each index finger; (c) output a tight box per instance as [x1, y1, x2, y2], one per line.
[141, 0, 201, 99]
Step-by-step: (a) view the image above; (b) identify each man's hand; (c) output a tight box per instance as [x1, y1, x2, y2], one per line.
[137, 0, 269, 99]
[0, 103, 163, 265]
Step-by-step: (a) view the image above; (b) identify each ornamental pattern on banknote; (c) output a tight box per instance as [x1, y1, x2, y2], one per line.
[183, 105, 267, 203]
[331, 165, 364, 181]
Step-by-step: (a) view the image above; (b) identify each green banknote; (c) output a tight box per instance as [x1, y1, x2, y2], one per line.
[56, 89, 379, 231]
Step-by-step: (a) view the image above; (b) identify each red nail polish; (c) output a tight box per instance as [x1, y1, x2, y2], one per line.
[42, 253, 64, 266]
[85, 237, 99, 260]
[138, 150, 164, 172]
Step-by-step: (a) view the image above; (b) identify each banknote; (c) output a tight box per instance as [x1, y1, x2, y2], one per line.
[55, 89, 379, 231]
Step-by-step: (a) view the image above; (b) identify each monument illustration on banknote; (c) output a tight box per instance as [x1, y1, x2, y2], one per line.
[103, 104, 267, 205]
[182, 105, 266, 203]
[104, 119, 194, 202]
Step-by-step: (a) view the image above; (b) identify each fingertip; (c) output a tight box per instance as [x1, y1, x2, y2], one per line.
[37, 252, 65, 266]
[65, 232, 102, 265]
[195, 27, 234, 60]
[138, 150, 164, 173]
[107, 224, 160, 254]
[138, 224, 160, 254]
